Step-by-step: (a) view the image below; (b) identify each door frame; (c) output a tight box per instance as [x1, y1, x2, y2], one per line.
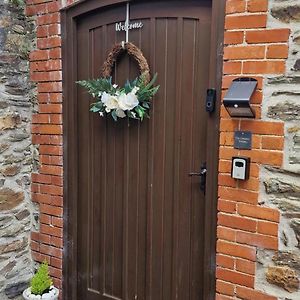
[61, 1, 225, 299]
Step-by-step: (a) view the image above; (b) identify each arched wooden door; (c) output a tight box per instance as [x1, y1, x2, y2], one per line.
[63, 1, 221, 299]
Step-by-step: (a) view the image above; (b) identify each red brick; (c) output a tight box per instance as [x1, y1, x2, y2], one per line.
[236, 231, 278, 250]
[226, 0, 246, 14]
[31, 71, 62, 82]
[48, 24, 61, 36]
[246, 29, 290, 43]
[49, 196, 63, 207]
[50, 156, 63, 166]
[217, 240, 256, 261]
[52, 278, 62, 289]
[262, 136, 284, 150]
[243, 60, 285, 74]
[51, 176, 63, 186]
[52, 216, 63, 227]
[37, 37, 61, 49]
[40, 165, 63, 176]
[33, 135, 63, 146]
[218, 160, 232, 173]
[38, 82, 62, 93]
[40, 224, 63, 237]
[51, 257, 62, 269]
[32, 173, 52, 184]
[32, 193, 52, 205]
[216, 267, 255, 288]
[51, 236, 63, 248]
[39, 233, 51, 245]
[218, 213, 257, 232]
[224, 45, 265, 60]
[40, 244, 62, 258]
[218, 174, 237, 188]
[237, 203, 280, 222]
[26, 3, 47, 16]
[257, 221, 278, 237]
[218, 199, 236, 214]
[216, 254, 235, 269]
[31, 240, 40, 252]
[31, 231, 40, 241]
[40, 204, 63, 216]
[39, 145, 62, 155]
[31, 60, 62, 72]
[240, 120, 284, 136]
[267, 45, 289, 59]
[39, 184, 63, 196]
[46, 1, 62, 13]
[236, 286, 277, 300]
[219, 187, 258, 204]
[225, 14, 267, 30]
[50, 93, 63, 103]
[220, 119, 239, 132]
[30, 50, 49, 61]
[49, 266, 62, 279]
[39, 104, 62, 113]
[247, 0, 268, 12]
[32, 114, 49, 124]
[37, 25, 48, 38]
[238, 177, 260, 192]
[223, 61, 242, 74]
[224, 31, 244, 45]
[49, 48, 62, 59]
[216, 294, 232, 300]
[236, 258, 256, 275]
[217, 226, 236, 242]
[32, 124, 62, 135]
[50, 114, 62, 124]
[216, 280, 235, 296]
[37, 13, 60, 26]
[32, 251, 50, 264]
[40, 214, 51, 224]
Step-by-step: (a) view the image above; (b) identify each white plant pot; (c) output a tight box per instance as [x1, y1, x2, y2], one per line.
[22, 286, 59, 300]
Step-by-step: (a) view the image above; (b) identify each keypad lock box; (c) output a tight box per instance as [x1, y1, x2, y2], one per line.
[231, 157, 250, 180]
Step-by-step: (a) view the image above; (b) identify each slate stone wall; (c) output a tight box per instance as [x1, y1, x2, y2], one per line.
[0, 0, 36, 299]
[255, 0, 300, 299]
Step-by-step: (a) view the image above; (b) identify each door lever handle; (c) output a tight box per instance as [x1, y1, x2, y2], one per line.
[189, 163, 207, 194]
[189, 166, 207, 177]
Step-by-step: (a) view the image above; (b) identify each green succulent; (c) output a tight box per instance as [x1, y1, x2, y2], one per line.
[30, 261, 53, 295]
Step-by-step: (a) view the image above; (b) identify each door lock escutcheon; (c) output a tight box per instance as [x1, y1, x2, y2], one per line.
[189, 162, 207, 194]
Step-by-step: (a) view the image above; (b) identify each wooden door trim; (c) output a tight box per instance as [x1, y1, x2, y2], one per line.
[61, 1, 225, 299]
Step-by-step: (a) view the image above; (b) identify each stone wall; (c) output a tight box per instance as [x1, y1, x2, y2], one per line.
[0, 0, 36, 299]
[256, 0, 300, 299]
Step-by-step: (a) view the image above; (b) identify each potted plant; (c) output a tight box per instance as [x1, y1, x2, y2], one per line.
[23, 261, 59, 300]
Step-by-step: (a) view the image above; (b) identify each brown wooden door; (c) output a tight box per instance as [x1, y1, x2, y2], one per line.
[75, 1, 212, 299]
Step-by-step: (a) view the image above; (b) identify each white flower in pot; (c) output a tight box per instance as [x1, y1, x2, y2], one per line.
[23, 261, 59, 300]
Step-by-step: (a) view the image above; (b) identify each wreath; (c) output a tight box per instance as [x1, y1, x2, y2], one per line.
[77, 42, 159, 121]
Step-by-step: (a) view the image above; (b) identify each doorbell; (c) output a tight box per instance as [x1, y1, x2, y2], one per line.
[231, 157, 250, 180]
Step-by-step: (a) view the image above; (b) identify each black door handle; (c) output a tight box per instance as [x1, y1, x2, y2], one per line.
[189, 163, 207, 194]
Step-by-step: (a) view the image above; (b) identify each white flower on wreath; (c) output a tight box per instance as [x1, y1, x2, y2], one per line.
[116, 109, 126, 118]
[101, 92, 119, 112]
[118, 92, 139, 111]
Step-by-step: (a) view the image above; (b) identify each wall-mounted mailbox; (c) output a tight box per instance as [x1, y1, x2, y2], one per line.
[231, 157, 250, 180]
[223, 77, 257, 118]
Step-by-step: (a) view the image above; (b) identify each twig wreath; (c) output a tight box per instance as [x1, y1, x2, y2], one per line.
[77, 42, 159, 121]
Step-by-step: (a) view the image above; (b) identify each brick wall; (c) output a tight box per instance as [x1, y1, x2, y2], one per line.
[26, 0, 67, 292]
[216, 0, 291, 299]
